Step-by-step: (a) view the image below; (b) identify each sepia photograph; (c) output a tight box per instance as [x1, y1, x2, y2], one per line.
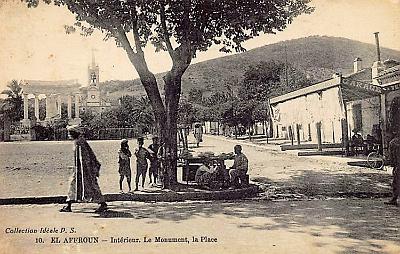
[0, 0, 400, 253]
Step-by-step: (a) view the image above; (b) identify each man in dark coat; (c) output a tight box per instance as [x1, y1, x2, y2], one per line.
[60, 125, 107, 213]
[385, 130, 400, 206]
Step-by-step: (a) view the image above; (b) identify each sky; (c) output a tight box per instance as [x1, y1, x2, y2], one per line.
[0, 0, 400, 93]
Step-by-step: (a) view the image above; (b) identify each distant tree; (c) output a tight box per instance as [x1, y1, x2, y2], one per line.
[80, 108, 97, 126]
[187, 88, 203, 104]
[202, 91, 230, 108]
[240, 61, 283, 101]
[81, 95, 155, 134]
[24, 0, 314, 188]
[280, 64, 314, 94]
[132, 96, 155, 133]
[240, 60, 313, 101]
[118, 95, 141, 127]
[220, 99, 240, 128]
[236, 60, 312, 136]
[0, 80, 23, 122]
[178, 99, 197, 125]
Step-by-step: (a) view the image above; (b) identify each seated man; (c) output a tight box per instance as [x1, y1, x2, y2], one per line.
[350, 130, 364, 155]
[195, 160, 229, 189]
[229, 145, 249, 188]
[365, 134, 376, 154]
[195, 160, 217, 189]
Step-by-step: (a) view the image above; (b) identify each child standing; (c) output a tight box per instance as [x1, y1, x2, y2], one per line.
[118, 139, 132, 193]
[134, 137, 150, 191]
[148, 136, 160, 185]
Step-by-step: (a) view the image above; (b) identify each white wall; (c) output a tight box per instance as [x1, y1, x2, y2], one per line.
[272, 86, 345, 143]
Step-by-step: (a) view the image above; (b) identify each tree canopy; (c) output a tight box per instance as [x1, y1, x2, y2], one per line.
[183, 60, 314, 135]
[23, 0, 314, 187]
[24, 0, 314, 112]
[0, 80, 23, 122]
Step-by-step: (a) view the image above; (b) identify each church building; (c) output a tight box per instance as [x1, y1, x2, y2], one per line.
[79, 53, 111, 113]
[18, 52, 111, 132]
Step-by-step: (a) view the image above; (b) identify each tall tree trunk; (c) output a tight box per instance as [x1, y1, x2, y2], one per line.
[120, 26, 192, 189]
[161, 68, 185, 188]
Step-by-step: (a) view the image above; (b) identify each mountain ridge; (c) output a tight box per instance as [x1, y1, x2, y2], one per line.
[101, 35, 400, 102]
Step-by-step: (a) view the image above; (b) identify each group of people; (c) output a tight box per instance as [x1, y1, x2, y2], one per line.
[350, 127, 382, 156]
[60, 126, 164, 213]
[194, 145, 249, 190]
[346, 128, 400, 207]
[60, 125, 250, 213]
[118, 136, 162, 193]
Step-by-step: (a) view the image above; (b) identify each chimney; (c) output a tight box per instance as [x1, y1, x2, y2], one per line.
[353, 57, 362, 73]
[371, 32, 383, 85]
[372, 61, 383, 85]
[374, 32, 381, 62]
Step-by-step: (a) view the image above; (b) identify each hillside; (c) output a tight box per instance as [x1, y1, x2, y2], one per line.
[102, 36, 400, 102]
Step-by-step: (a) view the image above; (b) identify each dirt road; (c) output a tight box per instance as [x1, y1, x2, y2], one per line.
[0, 135, 393, 198]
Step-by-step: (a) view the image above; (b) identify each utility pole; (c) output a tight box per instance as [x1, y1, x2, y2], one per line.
[284, 44, 289, 87]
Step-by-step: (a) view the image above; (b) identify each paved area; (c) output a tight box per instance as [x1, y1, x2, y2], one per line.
[1, 198, 399, 254]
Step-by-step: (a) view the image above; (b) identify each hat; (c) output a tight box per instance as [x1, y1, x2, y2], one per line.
[121, 139, 129, 144]
[66, 125, 83, 133]
[152, 135, 159, 140]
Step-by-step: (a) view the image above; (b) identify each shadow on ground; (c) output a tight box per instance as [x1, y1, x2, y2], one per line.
[72, 198, 400, 253]
[252, 169, 392, 198]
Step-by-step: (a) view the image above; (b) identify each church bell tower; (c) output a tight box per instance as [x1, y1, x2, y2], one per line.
[86, 49, 101, 106]
[88, 49, 99, 87]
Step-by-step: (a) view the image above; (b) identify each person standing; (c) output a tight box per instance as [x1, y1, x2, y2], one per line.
[229, 145, 249, 189]
[194, 123, 203, 147]
[148, 136, 160, 185]
[118, 139, 132, 193]
[60, 125, 107, 213]
[134, 137, 150, 191]
[157, 141, 167, 189]
[385, 130, 400, 206]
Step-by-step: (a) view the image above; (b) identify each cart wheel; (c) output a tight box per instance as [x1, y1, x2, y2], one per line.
[367, 151, 384, 170]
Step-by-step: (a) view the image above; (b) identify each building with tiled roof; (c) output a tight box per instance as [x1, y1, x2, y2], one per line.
[270, 55, 400, 157]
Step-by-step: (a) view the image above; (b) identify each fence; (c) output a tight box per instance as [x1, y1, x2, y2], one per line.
[97, 128, 140, 140]
[52, 127, 140, 140]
